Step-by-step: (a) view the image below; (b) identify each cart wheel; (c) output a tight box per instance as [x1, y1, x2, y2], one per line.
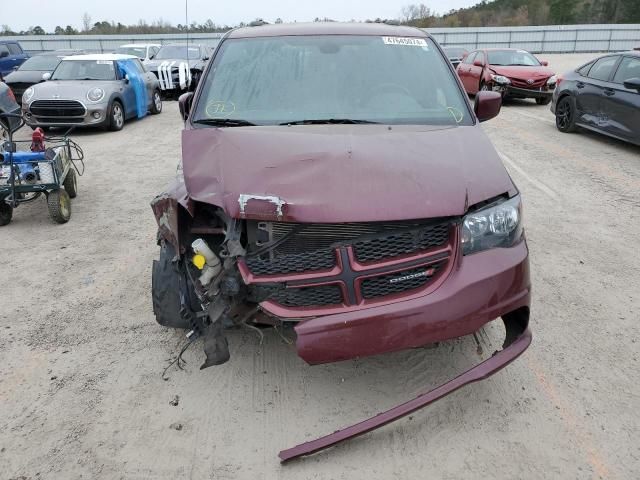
[47, 190, 71, 224]
[0, 202, 12, 226]
[63, 168, 78, 198]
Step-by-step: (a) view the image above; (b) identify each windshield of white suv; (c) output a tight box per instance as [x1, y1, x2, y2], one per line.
[488, 50, 540, 66]
[192, 35, 472, 126]
[51, 60, 116, 80]
[155, 46, 200, 60]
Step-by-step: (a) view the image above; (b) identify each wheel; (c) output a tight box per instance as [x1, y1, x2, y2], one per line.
[108, 101, 124, 131]
[63, 168, 78, 198]
[0, 201, 12, 226]
[536, 97, 552, 105]
[46, 189, 71, 224]
[555, 96, 578, 133]
[150, 89, 162, 114]
[152, 241, 191, 329]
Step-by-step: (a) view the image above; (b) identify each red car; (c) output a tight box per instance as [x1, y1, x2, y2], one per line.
[457, 48, 557, 105]
[151, 23, 531, 461]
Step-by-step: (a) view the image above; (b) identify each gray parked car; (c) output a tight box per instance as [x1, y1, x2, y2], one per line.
[22, 54, 162, 131]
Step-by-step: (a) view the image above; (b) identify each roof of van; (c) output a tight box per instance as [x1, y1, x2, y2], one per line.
[228, 22, 428, 39]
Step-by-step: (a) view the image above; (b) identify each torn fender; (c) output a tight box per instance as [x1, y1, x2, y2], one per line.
[278, 310, 531, 463]
[150, 176, 194, 253]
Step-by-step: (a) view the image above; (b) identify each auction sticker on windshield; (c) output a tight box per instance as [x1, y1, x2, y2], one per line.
[382, 37, 428, 47]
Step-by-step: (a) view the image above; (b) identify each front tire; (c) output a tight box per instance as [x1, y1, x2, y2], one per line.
[152, 241, 191, 329]
[150, 89, 162, 114]
[108, 101, 124, 131]
[63, 168, 78, 198]
[47, 189, 71, 224]
[0, 201, 12, 226]
[555, 96, 578, 133]
[536, 97, 552, 106]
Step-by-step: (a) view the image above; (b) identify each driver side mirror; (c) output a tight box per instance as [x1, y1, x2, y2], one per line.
[623, 77, 640, 92]
[0, 51, 8, 59]
[178, 92, 194, 121]
[473, 59, 484, 67]
[42, 72, 51, 81]
[540, 60, 549, 66]
[474, 91, 502, 122]
[124, 74, 130, 84]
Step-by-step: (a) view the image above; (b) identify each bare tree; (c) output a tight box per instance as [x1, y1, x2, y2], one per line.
[82, 12, 92, 32]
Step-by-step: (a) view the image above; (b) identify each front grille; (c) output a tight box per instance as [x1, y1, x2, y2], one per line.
[34, 117, 84, 124]
[246, 220, 451, 276]
[246, 249, 335, 275]
[511, 78, 547, 89]
[361, 263, 443, 299]
[270, 285, 343, 307]
[353, 223, 450, 262]
[30, 100, 85, 117]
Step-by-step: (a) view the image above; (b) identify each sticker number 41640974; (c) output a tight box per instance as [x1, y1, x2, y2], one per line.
[382, 37, 428, 47]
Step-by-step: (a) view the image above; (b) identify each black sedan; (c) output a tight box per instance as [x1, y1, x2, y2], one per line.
[551, 51, 640, 146]
[3, 50, 85, 103]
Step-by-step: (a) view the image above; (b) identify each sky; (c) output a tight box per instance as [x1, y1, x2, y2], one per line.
[2, 0, 479, 32]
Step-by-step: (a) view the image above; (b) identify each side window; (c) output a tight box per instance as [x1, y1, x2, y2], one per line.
[463, 52, 477, 65]
[0, 45, 10, 57]
[587, 56, 619, 82]
[133, 59, 146, 74]
[7, 43, 22, 55]
[612, 56, 640, 84]
[475, 52, 485, 65]
[577, 61, 594, 77]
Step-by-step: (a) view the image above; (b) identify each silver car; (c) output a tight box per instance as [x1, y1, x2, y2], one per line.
[22, 54, 162, 131]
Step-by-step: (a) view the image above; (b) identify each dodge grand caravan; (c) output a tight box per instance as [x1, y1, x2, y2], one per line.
[151, 22, 532, 461]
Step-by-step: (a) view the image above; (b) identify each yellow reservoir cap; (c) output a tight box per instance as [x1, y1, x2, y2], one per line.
[192, 254, 206, 270]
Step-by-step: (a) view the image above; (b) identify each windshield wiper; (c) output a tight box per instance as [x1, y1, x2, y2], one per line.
[192, 118, 257, 127]
[279, 118, 380, 125]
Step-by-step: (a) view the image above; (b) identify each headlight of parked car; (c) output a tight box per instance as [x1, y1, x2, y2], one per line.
[87, 87, 105, 102]
[461, 195, 523, 255]
[547, 75, 557, 86]
[490, 74, 511, 85]
[23, 87, 35, 103]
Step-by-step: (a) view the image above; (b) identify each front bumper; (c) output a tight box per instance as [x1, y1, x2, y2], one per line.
[294, 240, 530, 364]
[22, 101, 109, 128]
[491, 83, 554, 99]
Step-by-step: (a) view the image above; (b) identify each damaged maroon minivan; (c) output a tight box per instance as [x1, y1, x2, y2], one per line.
[151, 22, 532, 461]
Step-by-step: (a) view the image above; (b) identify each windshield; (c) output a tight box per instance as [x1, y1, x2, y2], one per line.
[19, 55, 63, 71]
[155, 46, 200, 60]
[193, 35, 471, 126]
[51, 60, 116, 80]
[116, 46, 146, 58]
[488, 50, 540, 66]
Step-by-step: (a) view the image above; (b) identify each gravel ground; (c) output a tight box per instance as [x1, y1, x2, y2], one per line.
[1, 53, 638, 480]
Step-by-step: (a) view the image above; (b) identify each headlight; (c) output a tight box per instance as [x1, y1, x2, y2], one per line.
[23, 87, 34, 103]
[461, 196, 523, 255]
[547, 75, 557, 85]
[490, 74, 511, 85]
[87, 87, 105, 102]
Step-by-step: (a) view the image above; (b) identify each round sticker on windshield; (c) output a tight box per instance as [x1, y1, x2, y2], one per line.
[205, 100, 236, 118]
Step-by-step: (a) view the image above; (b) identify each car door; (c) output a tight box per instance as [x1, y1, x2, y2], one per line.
[604, 55, 640, 143]
[467, 51, 486, 94]
[118, 62, 137, 118]
[575, 55, 620, 128]
[457, 52, 476, 93]
[134, 59, 156, 106]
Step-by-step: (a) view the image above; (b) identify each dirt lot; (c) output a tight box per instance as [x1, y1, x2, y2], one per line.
[1, 53, 638, 479]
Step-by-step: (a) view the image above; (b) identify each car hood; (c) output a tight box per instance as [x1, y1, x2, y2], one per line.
[4, 70, 48, 84]
[489, 65, 555, 81]
[30, 80, 118, 100]
[181, 125, 516, 223]
[146, 59, 200, 70]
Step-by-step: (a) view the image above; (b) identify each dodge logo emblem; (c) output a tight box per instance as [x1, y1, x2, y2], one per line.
[526, 79, 534, 85]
